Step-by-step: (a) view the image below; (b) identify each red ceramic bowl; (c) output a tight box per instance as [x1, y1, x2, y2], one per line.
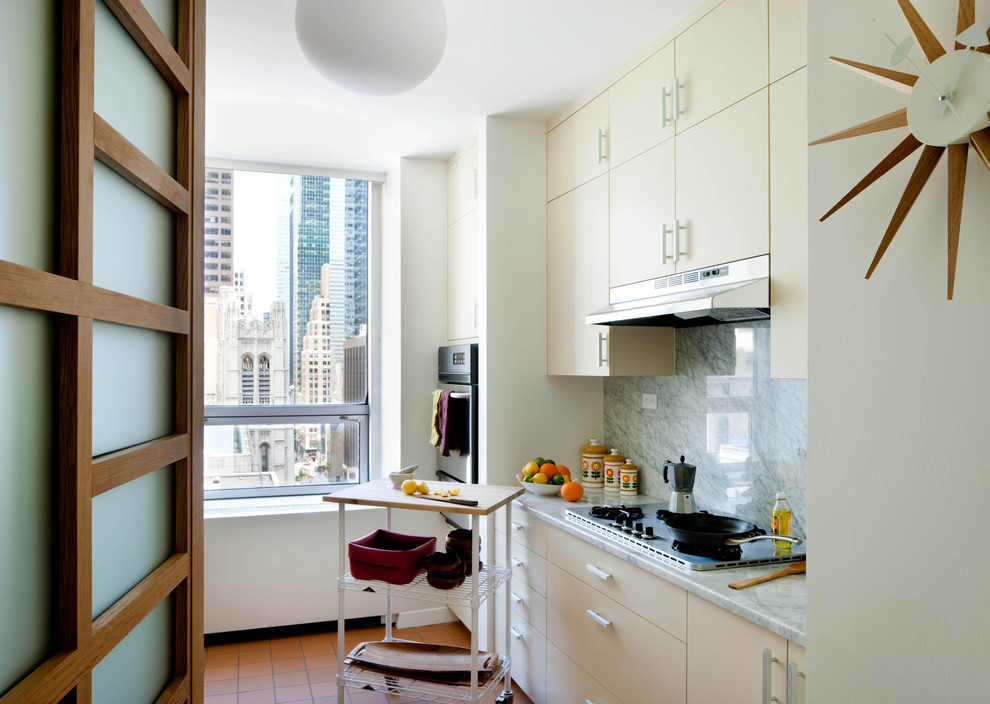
[348, 529, 437, 584]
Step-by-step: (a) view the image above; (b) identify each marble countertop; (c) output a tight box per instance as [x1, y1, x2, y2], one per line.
[513, 491, 806, 645]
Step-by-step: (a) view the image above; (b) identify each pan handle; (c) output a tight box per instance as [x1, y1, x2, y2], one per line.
[725, 535, 804, 546]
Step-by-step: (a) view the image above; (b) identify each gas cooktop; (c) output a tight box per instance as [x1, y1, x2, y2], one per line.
[565, 503, 807, 571]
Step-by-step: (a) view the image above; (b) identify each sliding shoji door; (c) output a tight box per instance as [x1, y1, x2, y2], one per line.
[0, 0, 204, 702]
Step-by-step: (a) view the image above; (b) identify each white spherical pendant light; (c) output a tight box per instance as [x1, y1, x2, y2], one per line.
[295, 0, 448, 96]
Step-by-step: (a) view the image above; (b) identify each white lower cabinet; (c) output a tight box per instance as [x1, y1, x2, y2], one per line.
[546, 642, 623, 704]
[547, 562, 686, 704]
[496, 595, 547, 704]
[787, 641, 806, 704]
[687, 592, 788, 704]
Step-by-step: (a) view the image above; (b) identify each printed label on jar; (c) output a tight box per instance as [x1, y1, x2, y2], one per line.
[620, 470, 638, 494]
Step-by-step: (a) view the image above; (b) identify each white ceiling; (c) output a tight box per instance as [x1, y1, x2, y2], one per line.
[205, 0, 705, 172]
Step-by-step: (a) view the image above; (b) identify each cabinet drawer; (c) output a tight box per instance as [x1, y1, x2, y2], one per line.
[502, 503, 548, 557]
[496, 529, 547, 596]
[549, 526, 686, 642]
[505, 576, 547, 636]
[546, 642, 622, 704]
[548, 563, 686, 704]
[496, 596, 547, 704]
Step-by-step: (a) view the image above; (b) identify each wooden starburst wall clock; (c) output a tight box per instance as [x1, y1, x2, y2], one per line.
[812, 0, 990, 299]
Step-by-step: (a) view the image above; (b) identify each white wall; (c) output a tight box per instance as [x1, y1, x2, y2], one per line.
[479, 117, 603, 485]
[807, 1, 990, 700]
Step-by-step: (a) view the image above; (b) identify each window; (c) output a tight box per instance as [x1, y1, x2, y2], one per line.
[203, 167, 375, 498]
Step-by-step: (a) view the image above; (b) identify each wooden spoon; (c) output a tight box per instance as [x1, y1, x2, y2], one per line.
[728, 561, 806, 590]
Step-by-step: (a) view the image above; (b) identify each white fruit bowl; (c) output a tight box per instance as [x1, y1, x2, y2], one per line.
[516, 474, 562, 496]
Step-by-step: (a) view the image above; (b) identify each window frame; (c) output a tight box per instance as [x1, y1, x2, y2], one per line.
[203, 159, 384, 500]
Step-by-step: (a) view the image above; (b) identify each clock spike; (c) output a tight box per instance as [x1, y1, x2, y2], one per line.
[971, 126, 990, 171]
[866, 145, 944, 279]
[946, 144, 967, 300]
[896, 0, 947, 63]
[821, 134, 922, 221]
[809, 108, 908, 146]
[957, 23, 990, 49]
[829, 57, 917, 94]
[956, 0, 975, 50]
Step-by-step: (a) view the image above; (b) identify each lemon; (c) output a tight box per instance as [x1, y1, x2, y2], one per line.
[417, 481, 430, 494]
[532, 472, 549, 484]
[522, 461, 539, 476]
[401, 479, 418, 495]
[448, 486, 460, 496]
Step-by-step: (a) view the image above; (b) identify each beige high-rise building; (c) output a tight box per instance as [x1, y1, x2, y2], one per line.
[204, 168, 234, 296]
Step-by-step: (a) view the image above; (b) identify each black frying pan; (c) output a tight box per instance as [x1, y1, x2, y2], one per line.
[663, 512, 803, 547]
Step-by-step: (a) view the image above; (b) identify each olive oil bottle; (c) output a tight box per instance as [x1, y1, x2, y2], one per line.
[771, 493, 792, 548]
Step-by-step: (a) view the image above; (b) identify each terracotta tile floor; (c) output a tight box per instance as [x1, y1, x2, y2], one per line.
[204, 622, 533, 704]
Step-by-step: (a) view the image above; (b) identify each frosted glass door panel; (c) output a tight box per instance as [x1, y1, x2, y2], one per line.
[0, 0, 56, 271]
[92, 322, 174, 456]
[95, 1, 176, 176]
[140, 0, 178, 48]
[93, 161, 175, 305]
[92, 466, 175, 617]
[92, 596, 174, 703]
[0, 308, 55, 693]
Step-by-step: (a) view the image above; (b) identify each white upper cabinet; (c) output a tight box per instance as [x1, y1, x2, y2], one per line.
[608, 42, 675, 168]
[770, 0, 807, 82]
[609, 138, 676, 287]
[675, 88, 770, 272]
[547, 93, 609, 201]
[673, 0, 769, 133]
[447, 140, 478, 225]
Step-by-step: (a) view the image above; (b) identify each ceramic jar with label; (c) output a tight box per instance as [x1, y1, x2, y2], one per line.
[581, 438, 607, 487]
[619, 459, 638, 496]
[603, 449, 625, 493]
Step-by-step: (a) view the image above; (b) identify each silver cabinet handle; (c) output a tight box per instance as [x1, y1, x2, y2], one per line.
[597, 128, 608, 164]
[661, 85, 672, 127]
[511, 591, 525, 604]
[788, 661, 804, 703]
[473, 300, 479, 329]
[662, 223, 674, 263]
[511, 626, 524, 640]
[763, 648, 779, 703]
[674, 219, 688, 262]
[673, 76, 685, 118]
[473, 168, 479, 198]
[585, 609, 611, 628]
[585, 564, 612, 581]
[511, 557, 525, 568]
[597, 331, 608, 368]
[511, 521, 524, 531]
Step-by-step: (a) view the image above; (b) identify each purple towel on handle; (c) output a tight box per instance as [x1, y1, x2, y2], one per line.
[437, 391, 469, 457]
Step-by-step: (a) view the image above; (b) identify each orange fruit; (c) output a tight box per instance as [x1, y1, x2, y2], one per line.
[539, 463, 558, 479]
[561, 481, 584, 502]
[532, 472, 549, 484]
[555, 464, 570, 479]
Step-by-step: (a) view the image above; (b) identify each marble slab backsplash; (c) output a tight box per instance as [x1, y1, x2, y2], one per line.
[603, 321, 807, 538]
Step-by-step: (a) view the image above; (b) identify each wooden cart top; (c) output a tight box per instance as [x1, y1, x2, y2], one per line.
[322, 478, 524, 516]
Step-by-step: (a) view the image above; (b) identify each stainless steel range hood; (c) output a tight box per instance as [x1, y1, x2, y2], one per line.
[586, 254, 770, 327]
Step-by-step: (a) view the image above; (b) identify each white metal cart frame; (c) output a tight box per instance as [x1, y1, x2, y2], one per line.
[324, 480, 524, 703]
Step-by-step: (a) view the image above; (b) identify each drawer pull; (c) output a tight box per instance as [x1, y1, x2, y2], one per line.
[511, 592, 525, 604]
[511, 557, 525, 568]
[511, 627, 524, 640]
[585, 609, 611, 628]
[511, 521, 524, 531]
[763, 648, 779, 703]
[585, 564, 612, 581]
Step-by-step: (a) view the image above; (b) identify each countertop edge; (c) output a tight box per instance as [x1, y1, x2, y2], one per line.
[513, 494, 806, 646]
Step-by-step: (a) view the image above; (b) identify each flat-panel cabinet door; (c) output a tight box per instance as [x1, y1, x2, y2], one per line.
[673, 0, 769, 132]
[448, 141, 478, 225]
[547, 93, 609, 201]
[609, 138, 676, 287]
[787, 641, 806, 704]
[495, 596, 547, 704]
[546, 643, 622, 704]
[687, 592, 787, 704]
[770, 0, 807, 83]
[547, 175, 610, 376]
[675, 88, 769, 272]
[769, 68, 808, 379]
[609, 41, 675, 167]
[447, 212, 478, 341]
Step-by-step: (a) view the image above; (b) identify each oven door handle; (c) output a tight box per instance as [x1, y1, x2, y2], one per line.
[449, 391, 471, 399]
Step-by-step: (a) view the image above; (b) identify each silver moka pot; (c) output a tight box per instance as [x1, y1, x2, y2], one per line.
[662, 455, 696, 514]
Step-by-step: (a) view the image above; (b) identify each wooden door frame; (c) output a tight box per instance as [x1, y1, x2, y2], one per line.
[0, 0, 204, 702]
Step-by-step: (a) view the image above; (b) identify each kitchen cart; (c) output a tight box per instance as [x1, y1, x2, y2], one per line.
[323, 479, 524, 703]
